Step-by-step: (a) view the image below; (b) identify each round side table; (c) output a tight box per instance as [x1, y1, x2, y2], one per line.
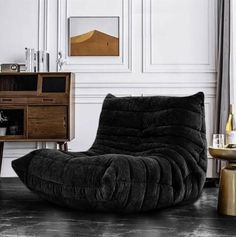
[209, 147, 236, 216]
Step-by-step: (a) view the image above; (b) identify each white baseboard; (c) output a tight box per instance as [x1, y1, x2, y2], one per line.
[1, 148, 36, 177]
[1, 158, 18, 177]
[1, 143, 57, 177]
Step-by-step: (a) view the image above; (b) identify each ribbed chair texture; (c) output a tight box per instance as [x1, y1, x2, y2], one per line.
[12, 92, 207, 212]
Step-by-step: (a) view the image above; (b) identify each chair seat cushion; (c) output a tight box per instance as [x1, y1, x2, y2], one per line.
[12, 147, 203, 212]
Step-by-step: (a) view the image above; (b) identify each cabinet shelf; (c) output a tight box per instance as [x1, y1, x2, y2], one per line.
[0, 74, 38, 91]
[0, 108, 24, 136]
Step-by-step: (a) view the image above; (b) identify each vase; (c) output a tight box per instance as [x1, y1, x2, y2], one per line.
[0, 127, 7, 136]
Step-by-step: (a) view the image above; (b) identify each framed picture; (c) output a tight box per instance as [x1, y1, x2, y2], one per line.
[68, 16, 119, 56]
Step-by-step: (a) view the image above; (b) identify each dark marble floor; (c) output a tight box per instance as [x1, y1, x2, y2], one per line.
[0, 178, 235, 237]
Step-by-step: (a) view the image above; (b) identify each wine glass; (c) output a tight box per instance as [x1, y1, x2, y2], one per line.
[212, 134, 225, 148]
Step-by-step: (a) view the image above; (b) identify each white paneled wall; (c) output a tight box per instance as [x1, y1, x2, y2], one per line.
[0, 0, 217, 178]
[143, 0, 216, 72]
[0, 0, 39, 63]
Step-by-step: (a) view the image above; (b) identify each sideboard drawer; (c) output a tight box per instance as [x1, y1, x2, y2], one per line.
[27, 97, 68, 104]
[0, 98, 27, 104]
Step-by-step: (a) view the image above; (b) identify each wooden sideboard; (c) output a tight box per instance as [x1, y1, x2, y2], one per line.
[0, 72, 75, 174]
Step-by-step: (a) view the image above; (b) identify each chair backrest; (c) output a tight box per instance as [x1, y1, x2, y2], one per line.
[91, 92, 207, 164]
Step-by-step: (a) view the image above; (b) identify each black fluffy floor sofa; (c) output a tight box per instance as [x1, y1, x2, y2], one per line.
[12, 92, 207, 213]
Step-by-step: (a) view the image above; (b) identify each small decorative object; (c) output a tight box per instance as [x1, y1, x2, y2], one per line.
[0, 111, 8, 136]
[37, 51, 50, 72]
[19, 64, 26, 72]
[68, 16, 119, 56]
[1, 64, 20, 72]
[57, 52, 65, 71]
[212, 134, 225, 148]
[0, 127, 7, 136]
[9, 125, 19, 135]
[25, 48, 36, 72]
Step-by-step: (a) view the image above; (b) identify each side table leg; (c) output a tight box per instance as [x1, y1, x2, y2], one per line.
[0, 142, 4, 176]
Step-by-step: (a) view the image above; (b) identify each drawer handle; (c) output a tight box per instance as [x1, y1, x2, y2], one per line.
[2, 98, 13, 102]
[42, 98, 54, 102]
[63, 116, 66, 128]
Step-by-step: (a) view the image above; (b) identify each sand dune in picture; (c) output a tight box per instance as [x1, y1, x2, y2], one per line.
[70, 30, 119, 56]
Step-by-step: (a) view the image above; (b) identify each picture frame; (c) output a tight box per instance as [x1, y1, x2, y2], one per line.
[68, 16, 120, 56]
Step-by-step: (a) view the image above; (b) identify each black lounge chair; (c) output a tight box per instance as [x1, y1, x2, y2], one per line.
[12, 92, 207, 212]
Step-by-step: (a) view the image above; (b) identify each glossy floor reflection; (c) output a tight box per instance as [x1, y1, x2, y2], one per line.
[0, 178, 235, 237]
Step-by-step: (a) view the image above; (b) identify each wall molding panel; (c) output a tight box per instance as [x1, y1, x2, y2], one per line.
[38, 0, 49, 51]
[74, 96, 215, 105]
[74, 81, 216, 89]
[57, 0, 132, 72]
[142, 0, 217, 73]
[73, 89, 215, 104]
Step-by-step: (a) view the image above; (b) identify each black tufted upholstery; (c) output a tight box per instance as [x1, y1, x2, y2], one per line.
[12, 92, 207, 212]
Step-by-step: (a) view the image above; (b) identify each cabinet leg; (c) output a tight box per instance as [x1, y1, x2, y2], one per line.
[58, 142, 63, 151]
[64, 143, 68, 152]
[0, 142, 4, 176]
[57, 142, 68, 152]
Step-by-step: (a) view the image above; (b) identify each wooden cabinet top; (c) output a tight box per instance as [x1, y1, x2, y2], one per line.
[0, 72, 73, 75]
[0, 72, 75, 97]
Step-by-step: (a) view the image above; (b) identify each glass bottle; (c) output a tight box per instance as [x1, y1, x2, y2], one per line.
[225, 104, 236, 147]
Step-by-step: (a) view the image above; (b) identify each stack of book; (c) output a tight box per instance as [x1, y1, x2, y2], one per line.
[25, 48, 49, 72]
